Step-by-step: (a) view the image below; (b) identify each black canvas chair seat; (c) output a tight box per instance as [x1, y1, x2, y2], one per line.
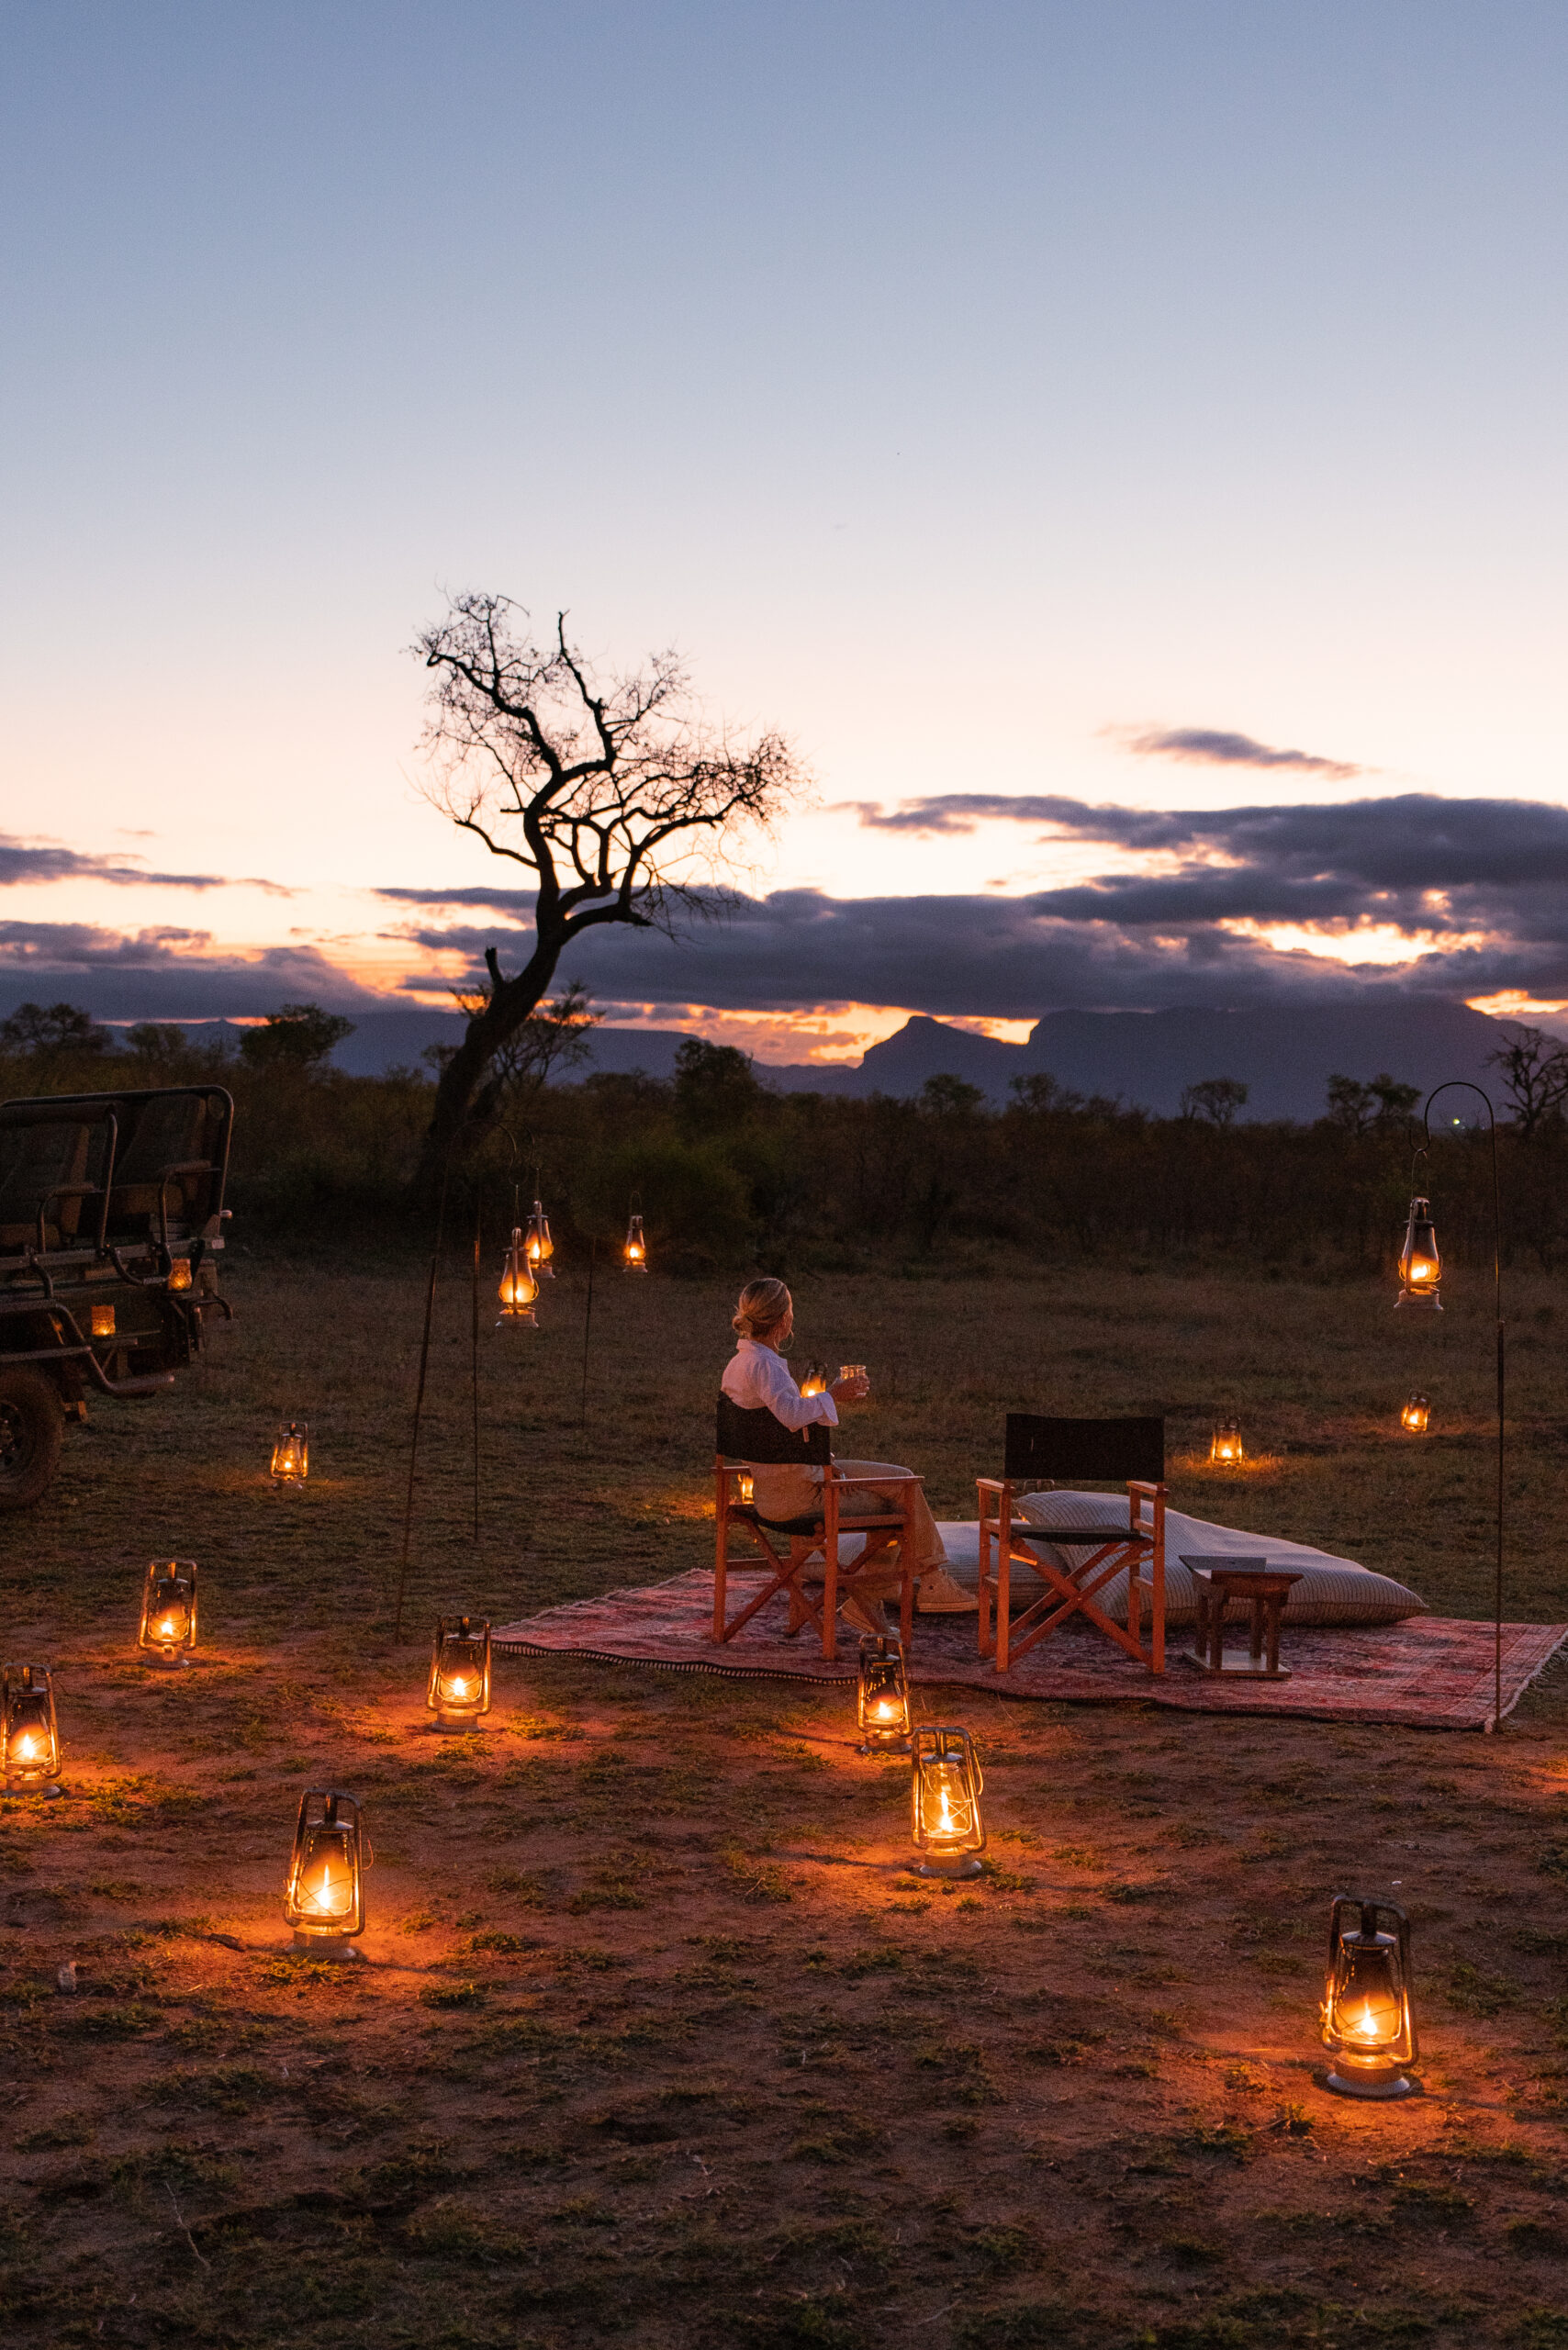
[713, 1392, 919, 1660]
[977, 1414, 1168, 1676]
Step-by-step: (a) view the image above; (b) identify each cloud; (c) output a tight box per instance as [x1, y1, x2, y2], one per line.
[383, 792, 1568, 1018]
[0, 838, 293, 894]
[375, 884, 534, 915]
[0, 923, 382, 1019]
[1119, 726, 1363, 778]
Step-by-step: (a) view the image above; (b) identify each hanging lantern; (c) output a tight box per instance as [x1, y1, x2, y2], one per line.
[497, 1228, 540, 1326]
[736, 1469, 755, 1506]
[1400, 1393, 1431, 1435]
[1209, 1419, 1244, 1466]
[623, 1209, 648, 1273]
[166, 1257, 193, 1293]
[285, 1789, 369, 1946]
[857, 1633, 912, 1754]
[523, 1199, 555, 1277]
[138, 1561, 198, 1665]
[90, 1301, 117, 1339]
[271, 1421, 309, 1483]
[910, 1724, 986, 1878]
[1396, 1196, 1442, 1310]
[2, 1664, 62, 1796]
[798, 1361, 829, 1399]
[426, 1616, 493, 1729]
[1321, 1894, 1417, 2098]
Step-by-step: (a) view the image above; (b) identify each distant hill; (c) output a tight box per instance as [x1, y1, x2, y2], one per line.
[832, 1000, 1515, 1120]
[65, 995, 1525, 1122]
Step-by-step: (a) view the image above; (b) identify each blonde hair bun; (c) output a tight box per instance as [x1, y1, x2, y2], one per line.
[733, 1278, 791, 1338]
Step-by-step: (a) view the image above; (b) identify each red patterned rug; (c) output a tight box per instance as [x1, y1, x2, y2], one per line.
[495, 1570, 1567, 1730]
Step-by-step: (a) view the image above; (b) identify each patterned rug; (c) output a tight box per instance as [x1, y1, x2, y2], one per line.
[494, 1570, 1568, 1730]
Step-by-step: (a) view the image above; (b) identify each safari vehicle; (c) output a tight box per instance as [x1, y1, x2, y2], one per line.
[0, 1086, 234, 1506]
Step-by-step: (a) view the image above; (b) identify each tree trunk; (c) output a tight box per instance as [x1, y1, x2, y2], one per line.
[413, 934, 563, 1200]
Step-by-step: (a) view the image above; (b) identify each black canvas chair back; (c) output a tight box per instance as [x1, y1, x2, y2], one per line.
[716, 1394, 831, 1469]
[1002, 1414, 1164, 1487]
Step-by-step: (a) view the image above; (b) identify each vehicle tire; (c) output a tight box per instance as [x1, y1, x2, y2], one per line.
[0, 1369, 65, 1509]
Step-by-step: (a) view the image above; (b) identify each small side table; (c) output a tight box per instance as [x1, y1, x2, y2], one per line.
[1182, 1555, 1304, 1681]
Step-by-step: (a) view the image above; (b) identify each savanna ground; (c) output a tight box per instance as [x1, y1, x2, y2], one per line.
[4, 1250, 1568, 2349]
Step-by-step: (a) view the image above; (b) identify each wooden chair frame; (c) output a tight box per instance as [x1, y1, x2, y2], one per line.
[713, 1458, 919, 1661]
[977, 1476, 1166, 1674]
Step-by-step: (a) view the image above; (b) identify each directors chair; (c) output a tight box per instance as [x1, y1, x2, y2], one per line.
[713, 1394, 918, 1661]
[977, 1414, 1166, 1675]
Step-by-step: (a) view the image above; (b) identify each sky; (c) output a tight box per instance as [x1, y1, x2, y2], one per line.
[3, 1, 1567, 1061]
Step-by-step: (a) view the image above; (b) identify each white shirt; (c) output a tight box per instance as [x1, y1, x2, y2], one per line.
[721, 1338, 839, 1432]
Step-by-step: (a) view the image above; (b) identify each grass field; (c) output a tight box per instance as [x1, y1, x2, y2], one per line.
[3, 1252, 1568, 2348]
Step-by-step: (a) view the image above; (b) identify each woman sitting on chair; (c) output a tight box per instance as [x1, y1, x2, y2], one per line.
[721, 1278, 974, 1635]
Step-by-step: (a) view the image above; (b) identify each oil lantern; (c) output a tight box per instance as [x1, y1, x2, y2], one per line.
[2, 1664, 62, 1796]
[138, 1560, 198, 1665]
[910, 1724, 986, 1877]
[285, 1788, 369, 1946]
[426, 1616, 493, 1729]
[1320, 1894, 1417, 2098]
[798, 1361, 829, 1399]
[1209, 1419, 1244, 1466]
[857, 1632, 912, 1754]
[736, 1470, 755, 1506]
[1396, 1196, 1442, 1310]
[497, 1229, 540, 1325]
[1400, 1393, 1431, 1435]
[524, 1198, 554, 1277]
[166, 1257, 193, 1293]
[623, 1208, 648, 1272]
[90, 1301, 116, 1339]
[271, 1421, 309, 1483]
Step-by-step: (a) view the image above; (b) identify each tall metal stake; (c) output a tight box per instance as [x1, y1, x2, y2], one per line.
[1421, 1081, 1506, 1729]
[580, 1236, 597, 1426]
[394, 1154, 452, 1642]
[471, 1182, 482, 1550]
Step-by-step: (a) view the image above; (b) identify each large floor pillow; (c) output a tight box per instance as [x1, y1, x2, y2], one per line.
[925, 1494, 1426, 1628]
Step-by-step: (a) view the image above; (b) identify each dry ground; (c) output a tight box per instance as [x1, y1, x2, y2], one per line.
[3, 1252, 1568, 2350]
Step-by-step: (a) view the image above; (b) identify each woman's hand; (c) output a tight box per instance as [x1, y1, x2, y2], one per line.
[830, 1373, 869, 1404]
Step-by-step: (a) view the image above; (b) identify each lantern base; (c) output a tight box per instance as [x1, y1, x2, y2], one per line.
[291, 1931, 364, 1960]
[430, 1715, 488, 1734]
[913, 1853, 984, 1880]
[1324, 2065, 1417, 2099]
[5, 1780, 62, 1800]
[143, 1652, 196, 1670]
[857, 1734, 913, 1756]
[1394, 1292, 1442, 1312]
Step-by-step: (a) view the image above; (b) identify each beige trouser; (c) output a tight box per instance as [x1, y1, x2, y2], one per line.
[749, 1458, 948, 1576]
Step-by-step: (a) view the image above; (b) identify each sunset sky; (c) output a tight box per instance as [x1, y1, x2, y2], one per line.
[4, 3, 1567, 1060]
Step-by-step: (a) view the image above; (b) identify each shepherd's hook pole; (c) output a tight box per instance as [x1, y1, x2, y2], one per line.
[394, 1151, 453, 1643]
[580, 1236, 597, 1427]
[471, 1181, 482, 1552]
[1423, 1081, 1505, 1729]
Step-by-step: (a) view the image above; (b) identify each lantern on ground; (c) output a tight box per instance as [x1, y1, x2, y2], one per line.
[1209, 1419, 1244, 1466]
[623, 1208, 648, 1273]
[285, 1789, 369, 1947]
[426, 1616, 492, 1729]
[911, 1724, 986, 1877]
[1400, 1393, 1431, 1435]
[857, 1633, 912, 1754]
[2, 1664, 62, 1796]
[524, 1199, 554, 1278]
[138, 1561, 197, 1666]
[497, 1229, 540, 1326]
[1396, 1196, 1442, 1310]
[166, 1257, 193, 1293]
[799, 1361, 829, 1400]
[90, 1301, 116, 1339]
[1321, 1894, 1417, 2098]
[271, 1421, 309, 1483]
